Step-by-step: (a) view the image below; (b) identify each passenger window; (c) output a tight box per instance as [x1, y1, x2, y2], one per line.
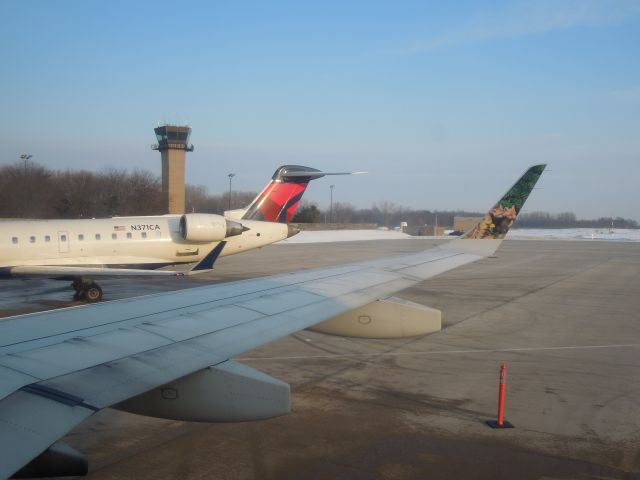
[44, 235, 51, 242]
[126, 232, 132, 239]
[60, 235, 67, 242]
[12, 237, 18, 244]
[95, 233, 101, 240]
[29, 236, 36, 243]
[141, 232, 147, 239]
[112, 233, 117, 240]
[78, 234, 84, 241]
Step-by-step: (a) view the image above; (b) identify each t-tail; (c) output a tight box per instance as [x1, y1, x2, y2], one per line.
[441, 164, 546, 256]
[241, 165, 365, 223]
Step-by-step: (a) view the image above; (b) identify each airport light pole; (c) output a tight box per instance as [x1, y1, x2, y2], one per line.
[329, 184, 335, 223]
[20, 154, 32, 218]
[227, 173, 235, 210]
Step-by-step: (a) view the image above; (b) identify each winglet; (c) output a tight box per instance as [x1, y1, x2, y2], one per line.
[441, 164, 546, 256]
[190, 241, 226, 272]
[463, 164, 546, 239]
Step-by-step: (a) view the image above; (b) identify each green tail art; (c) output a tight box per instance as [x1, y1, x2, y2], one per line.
[463, 164, 546, 240]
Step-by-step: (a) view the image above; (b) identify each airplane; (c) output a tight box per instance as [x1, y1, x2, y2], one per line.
[0, 165, 361, 302]
[0, 164, 546, 478]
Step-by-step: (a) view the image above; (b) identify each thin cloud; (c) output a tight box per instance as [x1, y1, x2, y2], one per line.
[609, 86, 640, 99]
[384, 0, 640, 55]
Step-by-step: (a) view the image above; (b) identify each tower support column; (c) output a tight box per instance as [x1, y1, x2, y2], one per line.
[152, 125, 194, 215]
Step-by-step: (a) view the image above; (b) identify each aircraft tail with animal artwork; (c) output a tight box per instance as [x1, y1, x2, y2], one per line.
[440, 164, 546, 256]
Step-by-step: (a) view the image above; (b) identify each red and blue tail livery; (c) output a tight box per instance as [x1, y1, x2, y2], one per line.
[242, 165, 362, 223]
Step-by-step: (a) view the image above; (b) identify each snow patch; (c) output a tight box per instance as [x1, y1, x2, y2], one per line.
[281, 229, 435, 244]
[280, 228, 640, 244]
[508, 228, 640, 242]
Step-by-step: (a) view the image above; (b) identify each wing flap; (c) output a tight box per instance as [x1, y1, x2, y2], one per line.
[0, 390, 94, 479]
[137, 304, 266, 342]
[397, 251, 483, 278]
[0, 327, 173, 380]
[0, 365, 40, 402]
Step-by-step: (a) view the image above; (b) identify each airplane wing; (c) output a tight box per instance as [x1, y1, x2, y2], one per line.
[0, 165, 545, 478]
[9, 265, 189, 277]
[7, 242, 228, 278]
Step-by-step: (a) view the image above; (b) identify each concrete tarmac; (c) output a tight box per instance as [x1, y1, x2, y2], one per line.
[3, 239, 640, 479]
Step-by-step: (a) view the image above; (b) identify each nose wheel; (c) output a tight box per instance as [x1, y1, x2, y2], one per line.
[72, 280, 104, 303]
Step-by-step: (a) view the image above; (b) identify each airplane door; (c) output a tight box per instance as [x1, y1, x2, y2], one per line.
[58, 231, 70, 253]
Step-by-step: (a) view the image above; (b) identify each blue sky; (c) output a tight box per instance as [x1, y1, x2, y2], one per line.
[1, 0, 639, 219]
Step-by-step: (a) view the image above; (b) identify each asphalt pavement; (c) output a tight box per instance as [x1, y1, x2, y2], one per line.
[3, 239, 640, 480]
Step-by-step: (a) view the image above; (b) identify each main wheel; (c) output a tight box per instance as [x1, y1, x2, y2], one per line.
[84, 283, 103, 303]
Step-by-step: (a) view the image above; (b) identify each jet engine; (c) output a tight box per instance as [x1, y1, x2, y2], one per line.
[179, 213, 246, 242]
[115, 360, 290, 422]
[310, 296, 442, 338]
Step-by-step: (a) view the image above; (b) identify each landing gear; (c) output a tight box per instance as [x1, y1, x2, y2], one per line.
[71, 280, 103, 303]
[84, 283, 103, 302]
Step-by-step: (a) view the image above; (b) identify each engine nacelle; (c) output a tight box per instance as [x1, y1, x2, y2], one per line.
[115, 360, 290, 422]
[179, 213, 246, 242]
[310, 296, 442, 338]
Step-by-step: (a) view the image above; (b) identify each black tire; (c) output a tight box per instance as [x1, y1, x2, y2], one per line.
[84, 283, 103, 303]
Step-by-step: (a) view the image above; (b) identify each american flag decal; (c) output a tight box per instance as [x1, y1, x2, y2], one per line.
[114, 226, 126, 231]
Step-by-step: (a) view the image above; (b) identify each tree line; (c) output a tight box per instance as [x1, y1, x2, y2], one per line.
[515, 211, 638, 229]
[0, 159, 256, 219]
[1, 159, 637, 229]
[292, 202, 638, 229]
[291, 202, 485, 228]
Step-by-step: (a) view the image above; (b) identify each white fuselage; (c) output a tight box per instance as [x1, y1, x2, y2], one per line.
[0, 215, 289, 270]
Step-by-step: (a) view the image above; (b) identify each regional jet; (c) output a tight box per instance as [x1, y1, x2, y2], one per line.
[0, 165, 359, 302]
[0, 165, 545, 478]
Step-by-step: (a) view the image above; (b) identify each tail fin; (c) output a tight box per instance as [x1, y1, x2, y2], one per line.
[241, 165, 362, 223]
[442, 164, 546, 255]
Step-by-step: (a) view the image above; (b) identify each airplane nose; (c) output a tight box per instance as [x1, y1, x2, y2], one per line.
[287, 224, 301, 238]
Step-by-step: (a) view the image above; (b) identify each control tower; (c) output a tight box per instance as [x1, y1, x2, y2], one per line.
[152, 125, 194, 214]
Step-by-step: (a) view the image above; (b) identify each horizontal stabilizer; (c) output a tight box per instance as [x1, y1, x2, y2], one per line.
[281, 170, 367, 178]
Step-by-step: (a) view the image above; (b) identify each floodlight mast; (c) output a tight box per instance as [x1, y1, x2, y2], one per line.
[20, 154, 33, 217]
[228, 173, 235, 210]
[329, 184, 335, 223]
